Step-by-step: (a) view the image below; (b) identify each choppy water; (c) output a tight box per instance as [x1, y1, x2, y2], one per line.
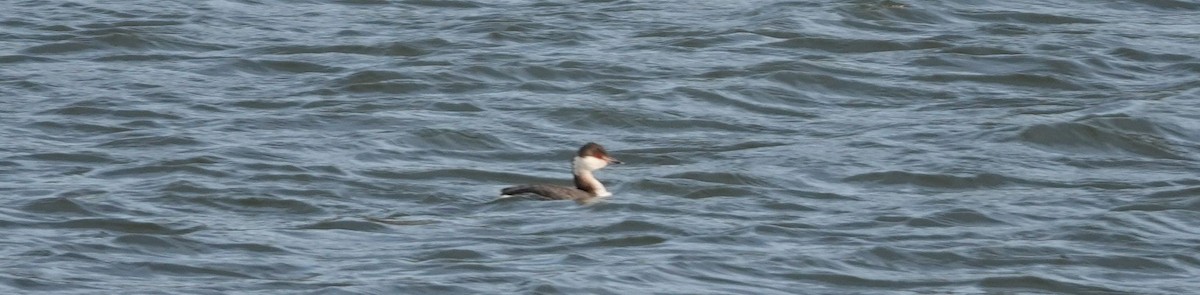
[3, 0, 1199, 293]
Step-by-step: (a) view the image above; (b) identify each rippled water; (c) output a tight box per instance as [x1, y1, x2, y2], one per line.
[3, 0, 1200, 293]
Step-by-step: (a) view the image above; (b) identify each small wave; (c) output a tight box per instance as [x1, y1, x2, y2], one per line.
[334, 0, 390, 4]
[526, 81, 582, 94]
[745, 223, 811, 239]
[834, 2, 950, 26]
[357, 168, 511, 182]
[402, 0, 483, 8]
[113, 234, 205, 254]
[662, 31, 766, 49]
[413, 248, 490, 261]
[161, 180, 221, 194]
[1109, 47, 1196, 63]
[338, 81, 433, 94]
[629, 141, 789, 155]
[94, 135, 206, 149]
[1111, 190, 1200, 212]
[299, 219, 389, 232]
[93, 160, 228, 179]
[49, 218, 204, 235]
[950, 11, 1104, 25]
[21, 31, 228, 55]
[978, 275, 1122, 294]
[88, 32, 226, 51]
[1166, 62, 1200, 75]
[406, 128, 507, 151]
[80, 20, 184, 28]
[681, 187, 758, 199]
[122, 261, 256, 279]
[937, 46, 1022, 55]
[38, 105, 181, 120]
[227, 99, 304, 110]
[1148, 186, 1200, 199]
[843, 171, 1012, 189]
[766, 37, 949, 53]
[673, 86, 817, 118]
[0, 275, 92, 292]
[1123, 0, 1200, 10]
[20, 41, 99, 54]
[1079, 254, 1186, 272]
[594, 220, 689, 235]
[977, 23, 1037, 35]
[227, 59, 344, 75]
[662, 171, 777, 188]
[183, 196, 325, 215]
[485, 30, 597, 44]
[1017, 116, 1192, 160]
[245, 38, 449, 56]
[860, 246, 970, 268]
[0, 54, 60, 64]
[25, 121, 133, 136]
[913, 73, 1088, 90]
[22, 197, 100, 216]
[905, 208, 1009, 227]
[114, 233, 291, 254]
[460, 65, 521, 82]
[14, 152, 121, 164]
[589, 235, 668, 248]
[331, 70, 417, 86]
[787, 272, 960, 289]
[427, 101, 485, 112]
[513, 65, 638, 82]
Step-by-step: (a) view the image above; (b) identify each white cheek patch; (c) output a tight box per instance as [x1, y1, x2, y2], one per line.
[573, 156, 609, 171]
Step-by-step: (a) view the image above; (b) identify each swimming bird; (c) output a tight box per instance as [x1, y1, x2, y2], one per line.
[500, 142, 622, 200]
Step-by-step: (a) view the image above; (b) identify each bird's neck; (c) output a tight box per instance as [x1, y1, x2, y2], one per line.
[572, 167, 610, 197]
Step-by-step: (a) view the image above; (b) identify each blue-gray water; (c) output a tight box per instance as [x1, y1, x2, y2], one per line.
[3, 0, 1199, 294]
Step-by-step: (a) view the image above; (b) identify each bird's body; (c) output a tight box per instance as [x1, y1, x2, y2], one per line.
[500, 142, 622, 201]
[500, 184, 593, 200]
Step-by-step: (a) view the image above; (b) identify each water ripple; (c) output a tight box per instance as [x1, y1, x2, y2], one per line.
[3, 0, 1199, 293]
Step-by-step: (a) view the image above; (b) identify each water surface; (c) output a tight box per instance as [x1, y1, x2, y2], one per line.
[3, 0, 1200, 293]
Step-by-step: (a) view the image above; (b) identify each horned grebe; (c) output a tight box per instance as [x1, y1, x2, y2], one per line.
[500, 142, 622, 200]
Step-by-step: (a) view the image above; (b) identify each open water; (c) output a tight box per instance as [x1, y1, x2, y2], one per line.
[3, 0, 1200, 294]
